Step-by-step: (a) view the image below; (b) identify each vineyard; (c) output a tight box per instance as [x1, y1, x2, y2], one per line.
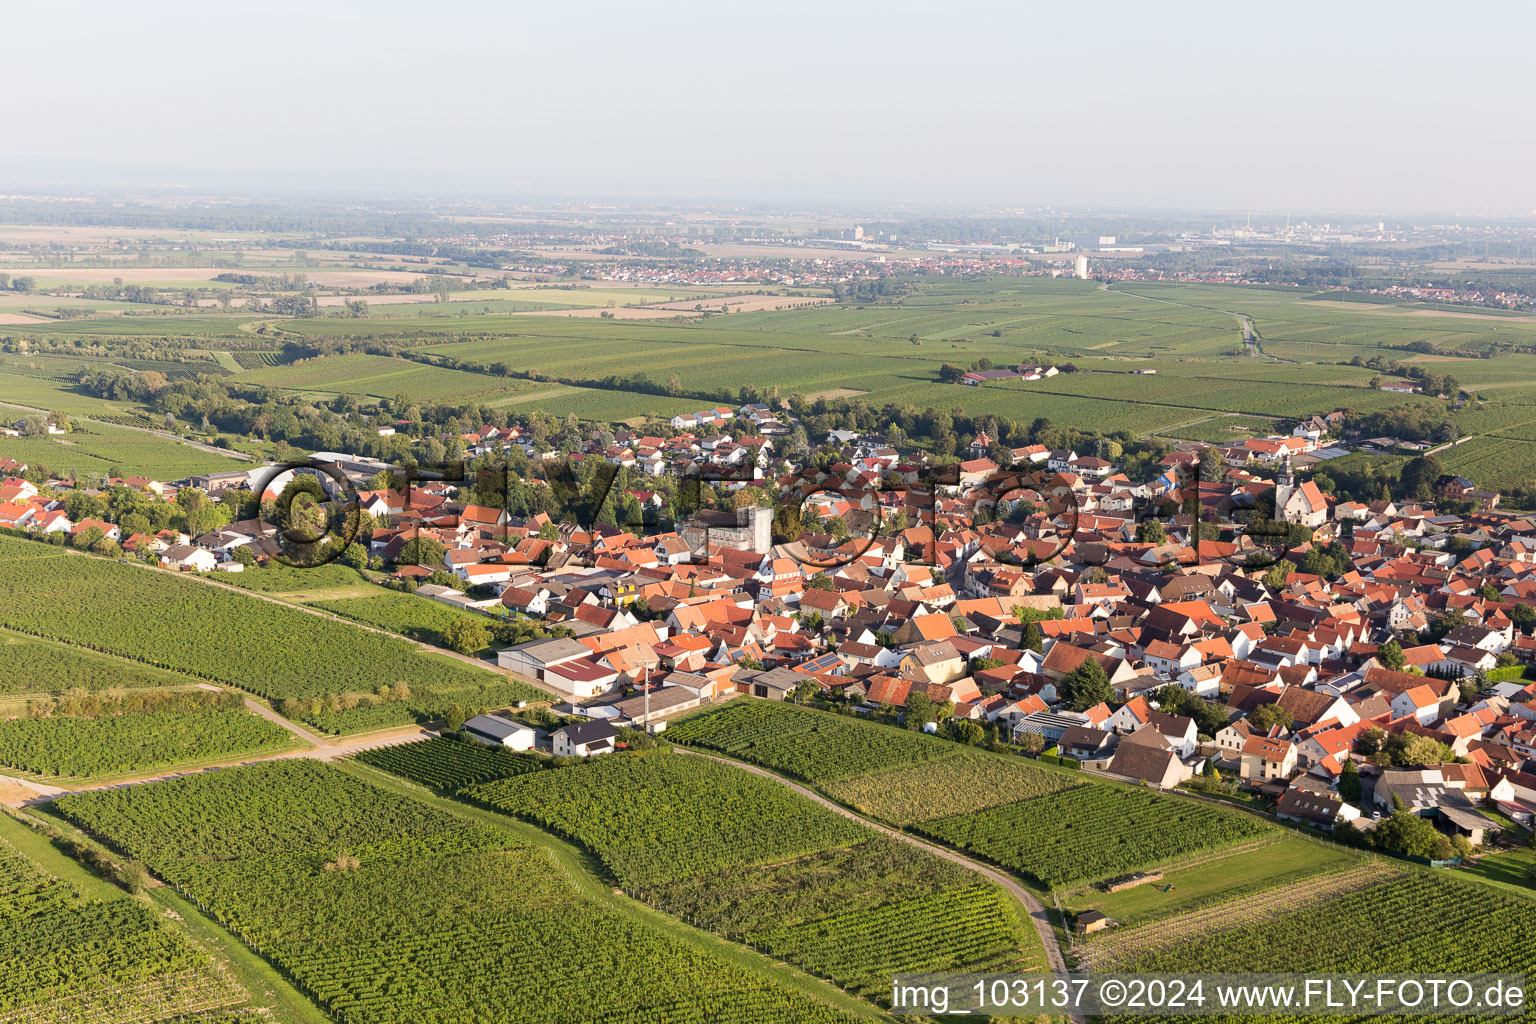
[1100, 872, 1536, 1024]
[821, 750, 1079, 826]
[0, 692, 294, 778]
[665, 700, 954, 782]
[463, 752, 869, 888]
[54, 760, 866, 1024]
[0, 539, 541, 732]
[1075, 860, 1398, 971]
[639, 838, 1043, 1002]
[0, 632, 186, 695]
[354, 737, 544, 790]
[208, 562, 370, 594]
[467, 752, 1043, 1006]
[309, 593, 486, 650]
[0, 836, 246, 1023]
[915, 784, 1275, 888]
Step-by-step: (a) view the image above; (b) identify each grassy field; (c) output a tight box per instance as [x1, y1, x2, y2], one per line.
[1058, 835, 1361, 925]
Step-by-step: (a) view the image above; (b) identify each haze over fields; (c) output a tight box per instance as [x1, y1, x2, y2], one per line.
[3, 0, 1534, 213]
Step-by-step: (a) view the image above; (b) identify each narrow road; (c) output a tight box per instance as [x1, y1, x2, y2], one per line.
[242, 697, 326, 747]
[7, 726, 433, 808]
[676, 747, 1081, 1016]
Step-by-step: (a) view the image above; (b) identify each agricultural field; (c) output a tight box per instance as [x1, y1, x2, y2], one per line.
[915, 784, 1275, 888]
[1058, 834, 1360, 926]
[0, 834, 246, 1023]
[203, 561, 373, 595]
[821, 749, 1080, 826]
[0, 537, 541, 733]
[1082, 871, 1536, 1020]
[0, 630, 190, 695]
[308, 592, 490, 651]
[0, 690, 295, 779]
[465, 751, 1043, 1005]
[0, 419, 245, 478]
[354, 736, 544, 790]
[55, 760, 866, 1024]
[665, 700, 956, 783]
[465, 752, 869, 889]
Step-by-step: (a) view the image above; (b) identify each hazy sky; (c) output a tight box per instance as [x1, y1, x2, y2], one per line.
[4, 0, 1533, 214]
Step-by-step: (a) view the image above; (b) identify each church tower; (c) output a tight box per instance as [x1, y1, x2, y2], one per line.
[1273, 454, 1297, 522]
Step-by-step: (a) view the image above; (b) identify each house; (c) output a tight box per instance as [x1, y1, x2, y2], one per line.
[551, 720, 617, 757]
[1107, 728, 1191, 789]
[1145, 710, 1198, 758]
[160, 544, 217, 572]
[1240, 732, 1297, 781]
[1057, 725, 1117, 763]
[462, 715, 538, 751]
[1275, 787, 1360, 829]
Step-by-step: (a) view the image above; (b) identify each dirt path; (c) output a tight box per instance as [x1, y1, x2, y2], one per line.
[6, 725, 433, 808]
[242, 697, 326, 747]
[675, 747, 1079, 1010]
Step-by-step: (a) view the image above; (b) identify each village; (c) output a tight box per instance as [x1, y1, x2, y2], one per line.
[4, 400, 1536, 870]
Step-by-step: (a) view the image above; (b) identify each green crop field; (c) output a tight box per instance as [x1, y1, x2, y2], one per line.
[10, 273, 1536, 488]
[466, 752, 869, 888]
[0, 537, 541, 733]
[0, 630, 191, 695]
[55, 760, 866, 1024]
[915, 784, 1276, 888]
[465, 751, 1044, 1004]
[821, 750, 1081, 826]
[665, 700, 957, 782]
[0, 690, 294, 779]
[1059, 835, 1359, 926]
[1085, 871, 1536, 1022]
[354, 736, 544, 790]
[308, 592, 490, 650]
[0, 833, 246, 1021]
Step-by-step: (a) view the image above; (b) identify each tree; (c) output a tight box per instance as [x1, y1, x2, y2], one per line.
[443, 703, 467, 733]
[1378, 640, 1406, 671]
[440, 617, 490, 655]
[1355, 726, 1387, 756]
[1135, 520, 1166, 544]
[1019, 730, 1045, 755]
[1262, 559, 1296, 590]
[1060, 657, 1113, 711]
[1248, 702, 1294, 735]
[904, 691, 935, 728]
[1338, 758, 1362, 803]
[397, 535, 446, 568]
[1372, 808, 1446, 859]
[1198, 447, 1224, 483]
[1021, 621, 1043, 654]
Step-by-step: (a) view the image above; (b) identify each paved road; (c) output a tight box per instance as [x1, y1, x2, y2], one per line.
[675, 747, 1081, 1016]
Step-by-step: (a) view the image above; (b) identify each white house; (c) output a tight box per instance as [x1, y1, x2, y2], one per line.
[552, 720, 617, 757]
[161, 544, 217, 572]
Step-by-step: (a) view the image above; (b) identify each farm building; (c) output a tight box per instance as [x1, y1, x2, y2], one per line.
[463, 715, 538, 751]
